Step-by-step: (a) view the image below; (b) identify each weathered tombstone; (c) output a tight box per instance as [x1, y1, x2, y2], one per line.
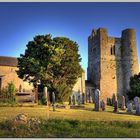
[77, 95, 81, 105]
[68, 96, 72, 105]
[134, 96, 140, 115]
[72, 95, 76, 105]
[85, 92, 88, 103]
[127, 102, 133, 113]
[112, 94, 116, 107]
[100, 100, 105, 111]
[52, 92, 55, 111]
[113, 100, 118, 113]
[92, 92, 94, 103]
[43, 87, 48, 105]
[82, 93, 85, 104]
[89, 93, 92, 103]
[121, 96, 126, 110]
[19, 85, 22, 92]
[94, 88, 100, 111]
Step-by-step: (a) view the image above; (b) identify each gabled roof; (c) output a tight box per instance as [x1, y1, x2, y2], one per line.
[0, 56, 18, 67]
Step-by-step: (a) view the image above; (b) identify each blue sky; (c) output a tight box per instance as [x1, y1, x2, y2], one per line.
[0, 2, 140, 79]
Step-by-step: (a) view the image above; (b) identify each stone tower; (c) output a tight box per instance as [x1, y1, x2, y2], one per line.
[87, 28, 139, 103]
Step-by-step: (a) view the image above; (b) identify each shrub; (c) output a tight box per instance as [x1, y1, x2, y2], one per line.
[0, 81, 17, 103]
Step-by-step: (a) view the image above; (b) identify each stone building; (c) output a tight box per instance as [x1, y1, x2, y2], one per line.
[0, 56, 33, 92]
[87, 28, 139, 104]
[72, 71, 85, 98]
[0, 56, 85, 98]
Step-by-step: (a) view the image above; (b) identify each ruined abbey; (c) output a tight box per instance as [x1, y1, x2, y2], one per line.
[87, 28, 139, 103]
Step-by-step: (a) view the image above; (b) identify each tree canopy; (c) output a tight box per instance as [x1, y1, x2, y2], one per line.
[127, 73, 140, 100]
[17, 34, 82, 102]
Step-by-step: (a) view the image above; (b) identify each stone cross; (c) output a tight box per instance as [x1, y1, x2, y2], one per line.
[113, 100, 118, 113]
[100, 100, 105, 111]
[77, 95, 81, 105]
[134, 96, 140, 115]
[94, 88, 100, 111]
[121, 96, 126, 110]
[127, 102, 133, 113]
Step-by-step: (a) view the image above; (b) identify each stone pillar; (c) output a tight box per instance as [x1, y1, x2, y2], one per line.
[121, 96, 126, 110]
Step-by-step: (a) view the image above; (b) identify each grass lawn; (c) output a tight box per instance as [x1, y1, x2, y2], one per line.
[0, 103, 140, 137]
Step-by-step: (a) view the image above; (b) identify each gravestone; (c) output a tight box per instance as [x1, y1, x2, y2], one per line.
[112, 94, 116, 107]
[100, 100, 105, 111]
[113, 100, 118, 113]
[19, 85, 22, 92]
[121, 96, 126, 110]
[72, 95, 76, 105]
[52, 92, 55, 111]
[134, 96, 140, 115]
[82, 93, 85, 104]
[94, 89, 100, 111]
[68, 96, 72, 105]
[127, 102, 133, 113]
[43, 87, 48, 105]
[77, 95, 81, 105]
[85, 92, 88, 103]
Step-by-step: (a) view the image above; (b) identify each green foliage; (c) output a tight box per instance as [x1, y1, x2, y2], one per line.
[127, 73, 140, 100]
[17, 34, 82, 102]
[0, 81, 17, 103]
[1, 119, 140, 137]
[40, 96, 47, 105]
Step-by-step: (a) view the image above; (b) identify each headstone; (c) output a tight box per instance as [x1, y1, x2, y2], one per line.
[121, 96, 126, 110]
[68, 96, 72, 105]
[94, 88, 100, 111]
[92, 92, 94, 103]
[19, 85, 22, 92]
[134, 96, 140, 115]
[127, 102, 133, 113]
[43, 87, 48, 105]
[52, 92, 55, 111]
[77, 95, 81, 105]
[82, 93, 85, 104]
[85, 92, 88, 103]
[112, 94, 116, 107]
[100, 100, 105, 111]
[113, 100, 118, 113]
[72, 95, 76, 105]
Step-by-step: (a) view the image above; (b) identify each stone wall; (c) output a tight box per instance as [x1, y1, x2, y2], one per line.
[73, 72, 85, 97]
[87, 27, 139, 104]
[0, 66, 33, 91]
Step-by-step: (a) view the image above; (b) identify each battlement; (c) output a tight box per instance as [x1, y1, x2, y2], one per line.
[87, 27, 139, 104]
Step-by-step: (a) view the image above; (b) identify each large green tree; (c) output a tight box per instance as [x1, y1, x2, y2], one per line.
[127, 73, 140, 100]
[17, 34, 82, 102]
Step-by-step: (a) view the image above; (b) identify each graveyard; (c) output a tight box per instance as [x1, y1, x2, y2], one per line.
[0, 102, 140, 137]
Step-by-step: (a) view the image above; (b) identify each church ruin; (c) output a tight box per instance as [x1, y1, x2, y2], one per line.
[87, 28, 139, 103]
